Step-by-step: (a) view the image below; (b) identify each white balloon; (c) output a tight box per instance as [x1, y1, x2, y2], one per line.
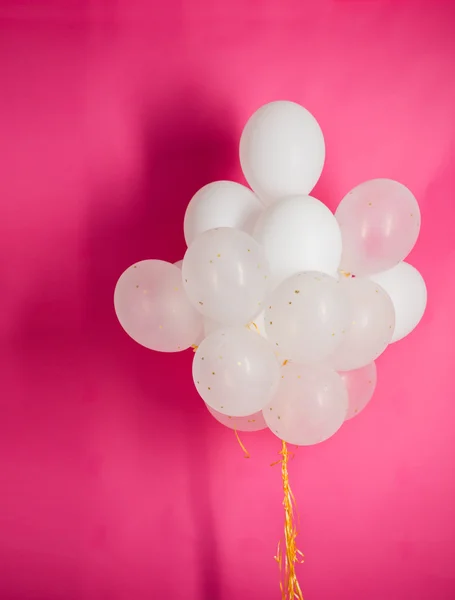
[369, 262, 427, 342]
[193, 328, 280, 417]
[182, 227, 270, 325]
[184, 181, 264, 246]
[254, 195, 342, 288]
[330, 278, 395, 371]
[264, 272, 348, 364]
[114, 260, 202, 352]
[205, 404, 267, 432]
[240, 101, 325, 204]
[263, 363, 348, 446]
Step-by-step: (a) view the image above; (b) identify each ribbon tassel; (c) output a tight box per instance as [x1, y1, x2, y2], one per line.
[274, 440, 304, 600]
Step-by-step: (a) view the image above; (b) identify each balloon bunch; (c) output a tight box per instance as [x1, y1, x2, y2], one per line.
[114, 100, 427, 447]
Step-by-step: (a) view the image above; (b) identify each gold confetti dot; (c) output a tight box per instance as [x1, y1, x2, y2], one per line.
[136, 285, 139, 288]
[354, 408, 358, 413]
[133, 265, 137, 269]
[247, 249, 251, 252]
[410, 213, 413, 217]
[220, 405, 224, 409]
[352, 321, 356, 325]
[185, 278, 188, 283]
[264, 275, 268, 280]
[288, 301, 292, 305]
[201, 357, 205, 360]
[277, 415, 281, 420]
[158, 325, 163, 330]
[297, 375, 301, 379]
[331, 332, 335, 336]
[275, 342, 279, 346]
[199, 301, 204, 305]
[375, 289, 379, 293]
[269, 407, 273, 411]
[257, 264, 261, 269]
[341, 329, 345, 334]
[269, 321, 273, 325]
[207, 387, 211, 391]
[281, 375, 284, 379]
[237, 361, 242, 366]
[219, 355, 223, 360]
[228, 416, 232, 419]
[196, 380, 200, 384]
[212, 372, 215, 375]
[209, 260, 213, 264]
[294, 290, 300, 294]
[368, 202, 372, 206]
[217, 253, 221, 258]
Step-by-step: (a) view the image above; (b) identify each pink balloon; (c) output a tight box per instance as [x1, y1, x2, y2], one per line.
[339, 362, 377, 420]
[335, 179, 421, 276]
[205, 404, 267, 432]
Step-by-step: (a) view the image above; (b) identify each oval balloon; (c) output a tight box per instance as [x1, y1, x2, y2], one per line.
[114, 260, 202, 352]
[240, 101, 325, 204]
[263, 363, 348, 446]
[331, 278, 395, 371]
[369, 262, 427, 343]
[182, 227, 270, 325]
[335, 179, 421, 276]
[192, 327, 280, 417]
[205, 404, 267, 432]
[254, 195, 342, 287]
[264, 272, 348, 364]
[184, 181, 263, 246]
[339, 362, 377, 420]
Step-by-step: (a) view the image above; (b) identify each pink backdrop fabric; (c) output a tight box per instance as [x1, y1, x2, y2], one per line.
[1, 1, 455, 599]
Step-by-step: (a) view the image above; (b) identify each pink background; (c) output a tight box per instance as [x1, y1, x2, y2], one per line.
[1, 1, 455, 598]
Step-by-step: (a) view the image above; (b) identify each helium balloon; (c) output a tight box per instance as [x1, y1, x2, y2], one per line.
[206, 404, 267, 432]
[182, 227, 270, 325]
[263, 363, 348, 446]
[264, 272, 348, 364]
[193, 328, 280, 417]
[335, 179, 421, 276]
[184, 181, 264, 246]
[114, 260, 202, 352]
[240, 101, 325, 204]
[369, 262, 427, 343]
[331, 278, 395, 371]
[339, 362, 377, 420]
[254, 195, 342, 287]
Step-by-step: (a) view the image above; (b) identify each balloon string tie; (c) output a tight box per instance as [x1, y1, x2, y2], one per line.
[272, 440, 304, 600]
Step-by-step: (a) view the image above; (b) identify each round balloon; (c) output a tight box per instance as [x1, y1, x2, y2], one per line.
[254, 195, 342, 287]
[182, 227, 270, 325]
[240, 101, 325, 204]
[184, 181, 263, 246]
[264, 272, 348, 364]
[114, 260, 202, 352]
[369, 262, 427, 343]
[263, 363, 348, 446]
[339, 362, 377, 420]
[335, 179, 421, 276]
[205, 404, 267, 432]
[193, 328, 280, 417]
[331, 278, 395, 371]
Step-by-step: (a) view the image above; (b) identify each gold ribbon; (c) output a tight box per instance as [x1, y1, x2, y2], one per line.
[273, 440, 304, 600]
